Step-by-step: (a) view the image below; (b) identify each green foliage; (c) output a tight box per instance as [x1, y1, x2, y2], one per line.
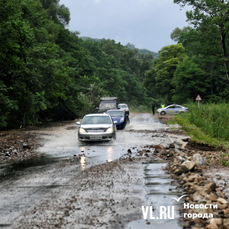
[0, 0, 155, 128]
[170, 27, 193, 42]
[40, 0, 70, 27]
[171, 103, 229, 149]
[82, 38, 152, 107]
[174, 0, 229, 86]
[172, 56, 209, 103]
[144, 43, 185, 103]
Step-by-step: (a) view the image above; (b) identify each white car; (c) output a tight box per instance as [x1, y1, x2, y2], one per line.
[157, 104, 189, 115]
[76, 113, 117, 141]
[118, 103, 129, 116]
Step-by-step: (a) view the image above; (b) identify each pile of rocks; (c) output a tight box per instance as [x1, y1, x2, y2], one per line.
[0, 133, 43, 163]
[153, 144, 229, 229]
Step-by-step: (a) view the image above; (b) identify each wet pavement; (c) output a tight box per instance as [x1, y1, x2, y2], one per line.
[0, 113, 186, 228]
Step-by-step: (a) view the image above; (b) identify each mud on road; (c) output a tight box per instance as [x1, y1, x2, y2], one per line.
[0, 113, 228, 229]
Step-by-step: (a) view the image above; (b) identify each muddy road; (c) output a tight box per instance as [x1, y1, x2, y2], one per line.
[0, 113, 187, 229]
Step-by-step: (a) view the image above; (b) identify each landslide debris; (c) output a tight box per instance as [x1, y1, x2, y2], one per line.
[0, 133, 43, 163]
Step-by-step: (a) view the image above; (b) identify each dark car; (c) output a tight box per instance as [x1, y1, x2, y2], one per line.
[106, 109, 126, 129]
[97, 97, 118, 113]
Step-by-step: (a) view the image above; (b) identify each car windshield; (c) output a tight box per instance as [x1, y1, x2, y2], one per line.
[118, 104, 127, 108]
[107, 111, 124, 117]
[99, 102, 117, 109]
[82, 116, 112, 125]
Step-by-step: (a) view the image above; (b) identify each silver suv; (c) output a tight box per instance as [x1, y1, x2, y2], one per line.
[118, 103, 129, 116]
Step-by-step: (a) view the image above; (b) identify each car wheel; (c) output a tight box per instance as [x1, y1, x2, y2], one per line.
[160, 111, 166, 115]
[179, 111, 184, 114]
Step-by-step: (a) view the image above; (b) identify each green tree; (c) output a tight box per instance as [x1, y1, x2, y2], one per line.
[173, 26, 229, 101]
[170, 26, 193, 42]
[174, 0, 229, 86]
[172, 56, 209, 103]
[39, 0, 70, 27]
[144, 44, 185, 103]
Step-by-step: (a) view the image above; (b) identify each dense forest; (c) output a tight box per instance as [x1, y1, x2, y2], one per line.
[144, 0, 229, 105]
[1, 0, 229, 129]
[0, 0, 154, 129]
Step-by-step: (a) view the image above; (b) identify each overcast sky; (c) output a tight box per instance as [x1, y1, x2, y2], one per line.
[59, 0, 191, 52]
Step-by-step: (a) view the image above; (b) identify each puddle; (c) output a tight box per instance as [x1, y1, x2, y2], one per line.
[128, 159, 183, 229]
[0, 157, 61, 183]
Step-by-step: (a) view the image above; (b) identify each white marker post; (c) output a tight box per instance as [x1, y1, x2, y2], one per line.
[195, 94, 202, 109]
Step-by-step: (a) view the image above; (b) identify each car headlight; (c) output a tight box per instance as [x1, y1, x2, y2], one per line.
[79, 127, 86, 133]
[106, 127, 113, 133]
[120, 117, 124, 122]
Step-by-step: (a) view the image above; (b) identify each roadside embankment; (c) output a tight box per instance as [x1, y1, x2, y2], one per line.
[156, 114, 229, 228]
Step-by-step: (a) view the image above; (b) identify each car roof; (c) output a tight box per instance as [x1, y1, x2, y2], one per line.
[118, 103, 128, 106]
[84, 113, 111, 117]
[106, 109, 124, 112]
[166, 104, 184, 107]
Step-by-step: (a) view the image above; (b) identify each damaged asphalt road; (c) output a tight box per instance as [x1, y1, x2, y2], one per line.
[0, 113, 188, 229]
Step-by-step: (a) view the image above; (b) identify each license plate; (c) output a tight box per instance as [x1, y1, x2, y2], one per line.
[90, 136, 102, 140]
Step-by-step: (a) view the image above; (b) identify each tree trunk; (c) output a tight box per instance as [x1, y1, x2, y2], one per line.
[220, 32, 229, 86]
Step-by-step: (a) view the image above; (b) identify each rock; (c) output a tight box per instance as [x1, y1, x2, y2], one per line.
[23, 143, 32, 149]
[175, 160, 196, 175]
[217, 204, 228, 210]
[192, 153, 206, 166]
[224, 208, 229, 218]
[169, 143, 175, 148]
[187, 174, 200, 182]
[209, 218, 222, 226]
[154, 145, 164, 150]
[207, 193, 217, 202]
[223, 219, 229, 228]
[177, 156, 186, 165]
[204, 182, 217, 193]
[217, 198, 228, 205]
[192, 193, 204, 202]
[180, 142, 188, 150]
[205, 223, 218, 229]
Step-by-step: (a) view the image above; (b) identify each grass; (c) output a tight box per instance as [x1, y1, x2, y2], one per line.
[168, 103, 229, 151]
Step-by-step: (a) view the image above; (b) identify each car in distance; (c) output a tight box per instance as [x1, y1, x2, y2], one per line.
[157, 104, 189, 115]
[118, 103, 129, 116]
[76, 113, 117, 141]
[106, 109, 126, 129]
[97, 97, 118, 113]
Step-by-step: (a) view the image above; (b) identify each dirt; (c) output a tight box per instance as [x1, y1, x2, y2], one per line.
[156, 113, 176, 125]
[0, 120, 79, 164]
[13, 157, 148, 229]
[1, 114, 229, 228]
[0, 132, 44, 163]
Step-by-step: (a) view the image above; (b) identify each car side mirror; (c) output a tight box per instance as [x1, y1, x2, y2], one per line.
[114, 121, 118, 124]
[96, 107, 98, 109]
[76, 121, 80, 125]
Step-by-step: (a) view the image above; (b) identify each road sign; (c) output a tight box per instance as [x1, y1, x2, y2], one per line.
[195, 94, 202, 101]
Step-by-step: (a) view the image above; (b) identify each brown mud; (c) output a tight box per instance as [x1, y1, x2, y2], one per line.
[0, 114, 229, 229]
